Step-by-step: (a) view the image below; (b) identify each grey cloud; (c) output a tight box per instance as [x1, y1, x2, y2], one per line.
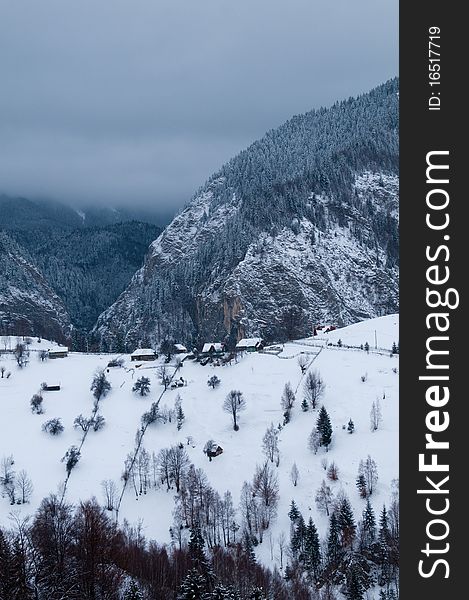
[0, 0, 398, 214]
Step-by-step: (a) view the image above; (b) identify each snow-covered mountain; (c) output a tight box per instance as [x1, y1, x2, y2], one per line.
[0, 233, 71, 344]
[95, 80, 399, 352]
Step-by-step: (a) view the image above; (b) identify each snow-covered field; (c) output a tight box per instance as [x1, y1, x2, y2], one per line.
[0, 315, 398, 567]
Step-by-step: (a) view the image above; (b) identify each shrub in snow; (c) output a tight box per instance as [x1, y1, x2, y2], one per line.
[74, 414, 91, 432]
[92, 414, 106, 432]
[30, 393, 44, 414]
[347, 418, 355, 434]
[62, 446, 81, 475]
[327, 462, 339, 481]
[207, 375, 221, 389]
[42, 418, 64, 436]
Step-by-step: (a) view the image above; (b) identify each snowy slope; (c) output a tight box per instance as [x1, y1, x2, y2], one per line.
[0, 233, 71, 344]
[0, 315, 398, 568]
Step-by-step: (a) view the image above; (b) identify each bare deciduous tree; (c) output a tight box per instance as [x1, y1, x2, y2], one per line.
[370, 399, 382, 431]
[315, 479, 334, 516]
[101, 479, 117, 511]
[157, 366, 170, 390]
[223, 390, 246, 431]
[358, 455, 378, 496]
[297, 354, 309, 374]
[303, 370, 325, 409]
[281, 382, 295, 411]
[290, 462, 300, 487]
[308, 428, 321, 454]
[262, 424, 280, 464]
[16, 470, 33, 503]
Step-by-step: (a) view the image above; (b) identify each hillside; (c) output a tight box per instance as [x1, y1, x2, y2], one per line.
[95, 80, 399, 351]
[0, 233, 72, 344]
[0, 315, 399, 588]
[9, 221, 161, 333]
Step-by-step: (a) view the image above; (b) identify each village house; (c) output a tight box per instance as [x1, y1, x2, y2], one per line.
[201, 342, 226, 357]
[48, 347, 69, 359]
[130, 348, 158, 362]
[235, 337, 265, 353]
[174, 344, 188, 354]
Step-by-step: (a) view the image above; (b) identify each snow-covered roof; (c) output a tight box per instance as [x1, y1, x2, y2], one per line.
[48, 346, 68, 354]
[202, 343, 225, 353]
[236, 337, 263, 348]
[131, 348, 156, 356]
[174, 344, 188, 352]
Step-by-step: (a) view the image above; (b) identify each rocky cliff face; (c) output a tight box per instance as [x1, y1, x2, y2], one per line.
[0, 234, 71, 344]
[95, 80, 399, 351]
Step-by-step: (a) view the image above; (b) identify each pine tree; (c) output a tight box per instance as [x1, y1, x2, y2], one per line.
[291, 515, 307, 561]
[378, 506, 392, 587]
[250, 587, 265, 600]
[316, 406, 332, 450]
[304, 517, 321, 580]
[301, 397, 309, 412]
[177, 405, 185, 430]
[356, 474, 367, 499]
[288, 500, 301, 523]
[124, 578, 144, 600]
[346, 566, 364, 600]
[362, 500, 376, 547]
[132, 376, 151, 396]
[326, 512, 342, 567]
[242, 530, 256, 566]
[188, 524, 207, 571]
[347, 418, 355, 433]
[177, 568, 207, 600]
[337, 495, 356, 548]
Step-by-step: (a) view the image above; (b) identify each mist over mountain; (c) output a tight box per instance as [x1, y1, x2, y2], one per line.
[0, 195, 171, 230]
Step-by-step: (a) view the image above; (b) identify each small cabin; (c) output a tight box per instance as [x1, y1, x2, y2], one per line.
[174, 344, 188, 354]
[48, 347, 69, 359]
[43, 384, 61, 391]
[201, 342, 226, 357]
[206, 443, 224, 461]
[235, 337, 264, 353]
[131, 348, 158, 362]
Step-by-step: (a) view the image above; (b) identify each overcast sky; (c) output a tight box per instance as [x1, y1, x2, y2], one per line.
[0, 0, 398, 219]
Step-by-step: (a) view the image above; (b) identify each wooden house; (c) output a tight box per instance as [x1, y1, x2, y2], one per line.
[174, 344, 188, 354]
[48, 347, 69, 359]
[235, 337, 264, 353]
[201, 342, 226, 357]
[130, 348, 158, 362]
